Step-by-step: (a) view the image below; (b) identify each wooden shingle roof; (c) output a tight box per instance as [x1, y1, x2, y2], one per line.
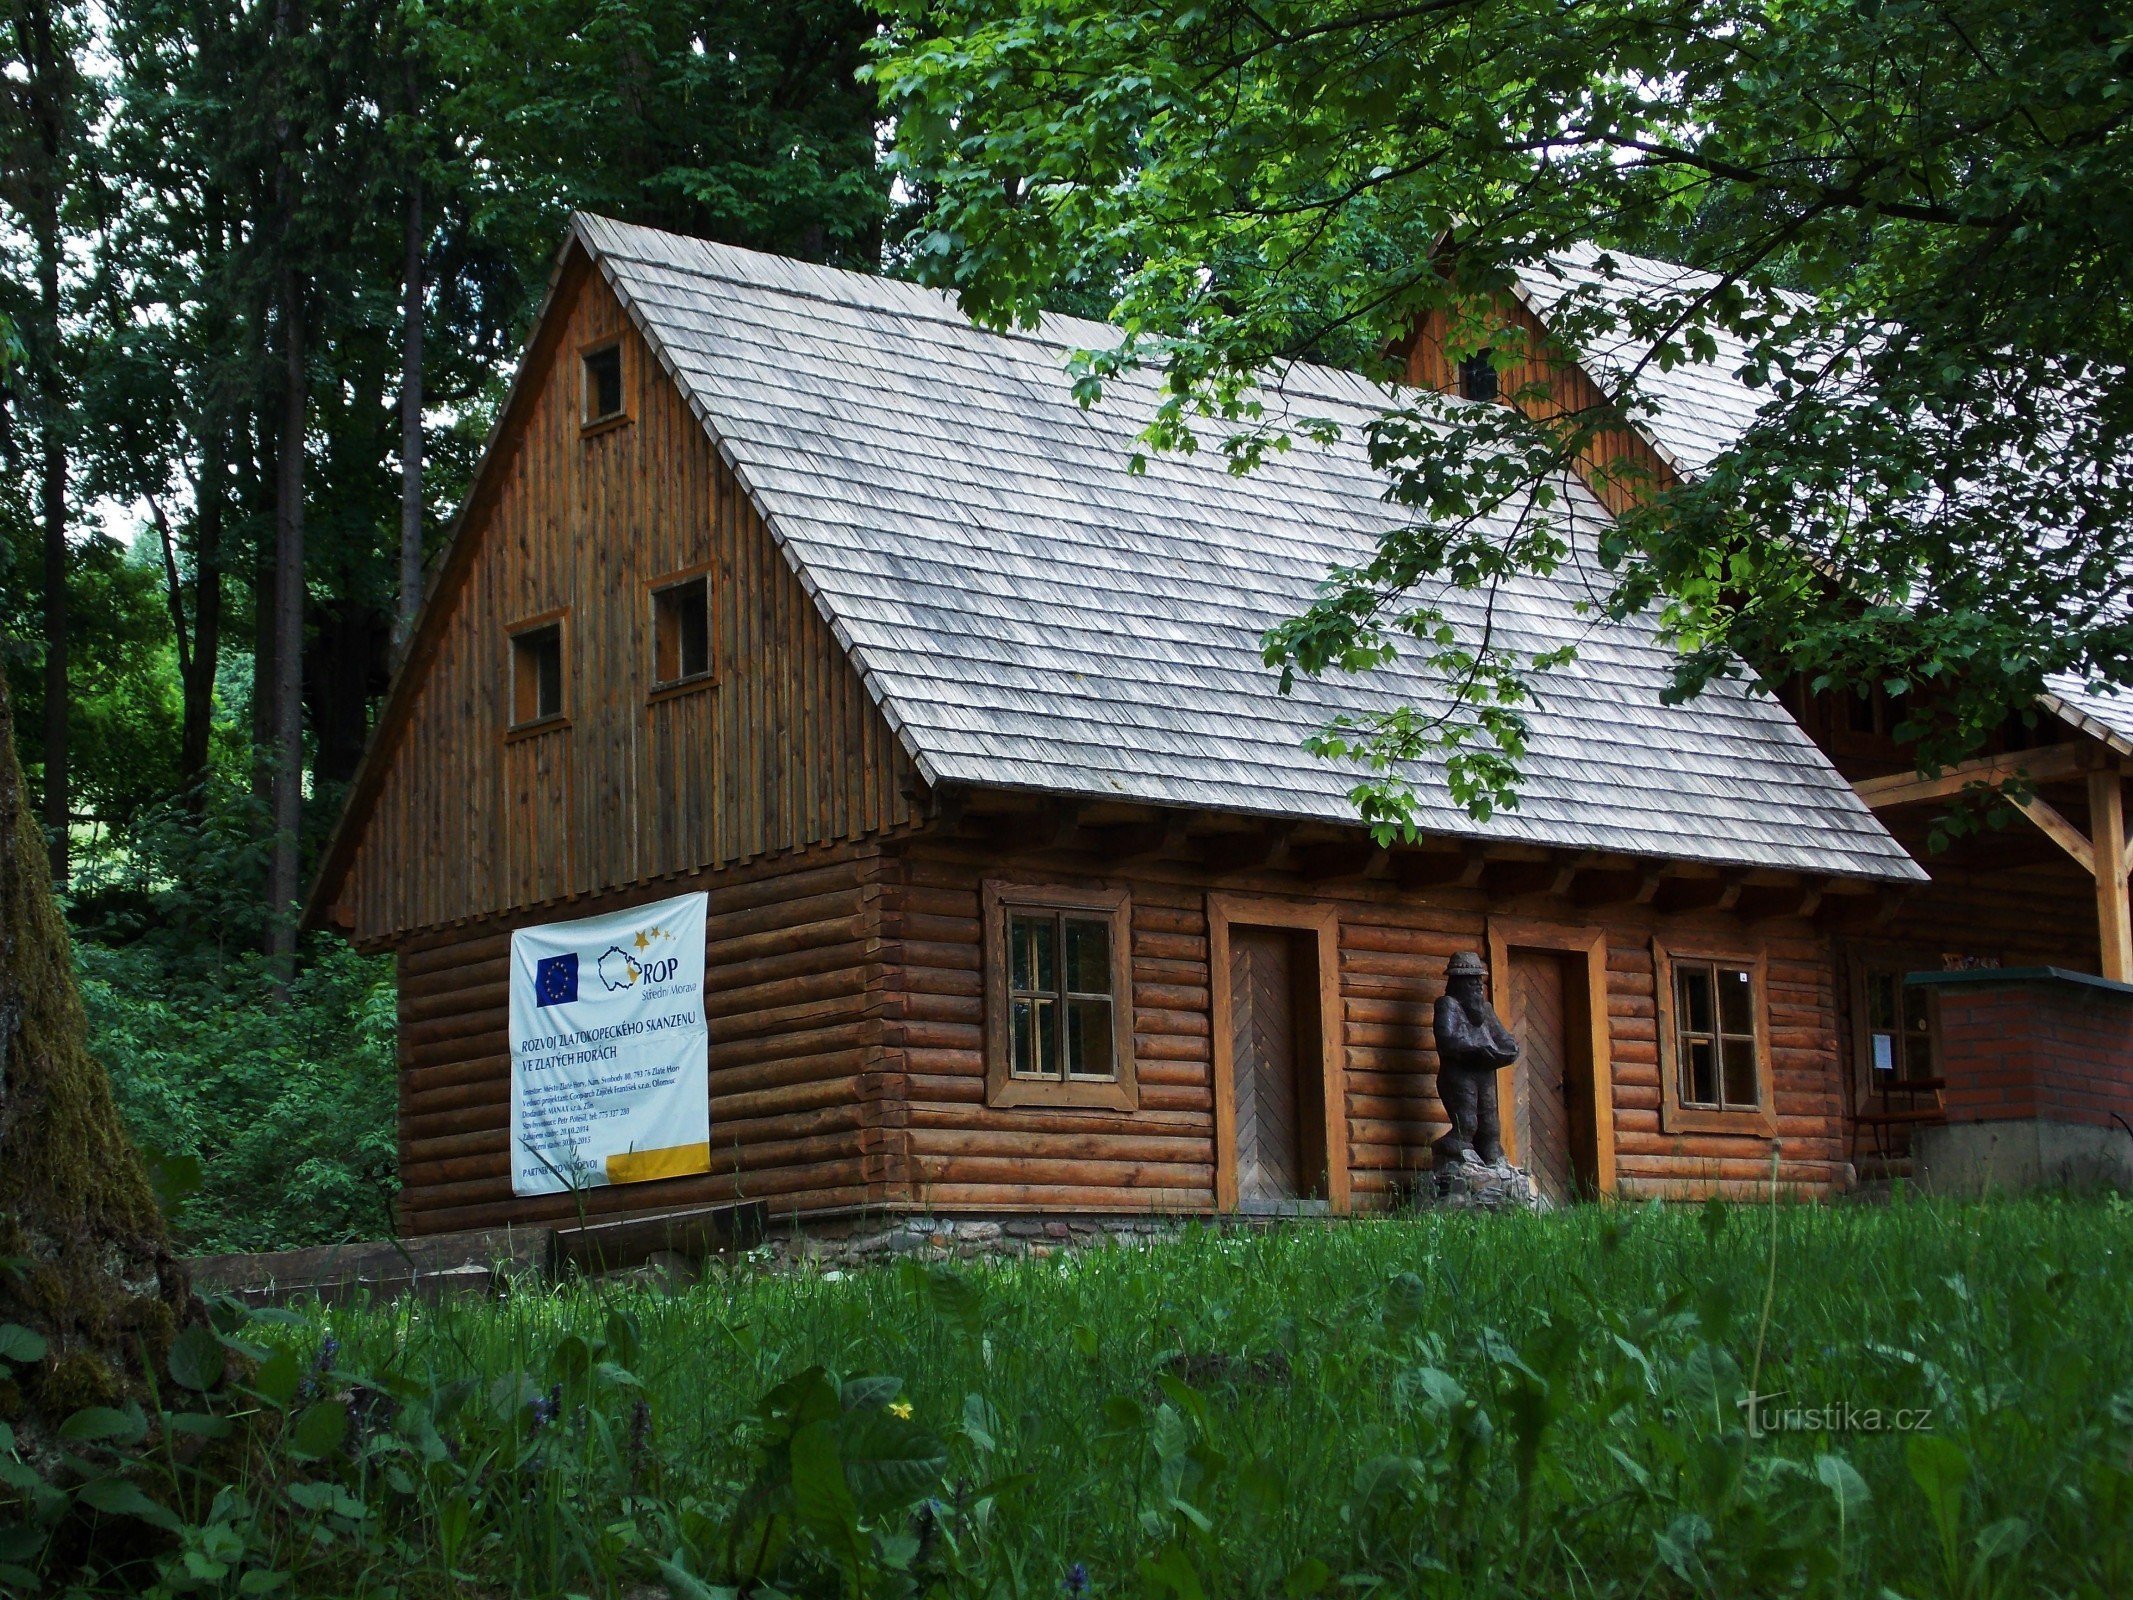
[561, 216, 1921, 881]
[1512, 243, 2133, 760]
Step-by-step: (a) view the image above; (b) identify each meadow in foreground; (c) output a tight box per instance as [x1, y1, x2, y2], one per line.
[10, 1196, 2133, 1598]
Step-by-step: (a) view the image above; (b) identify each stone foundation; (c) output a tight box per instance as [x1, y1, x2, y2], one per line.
[761, 1213, 1186, 1267]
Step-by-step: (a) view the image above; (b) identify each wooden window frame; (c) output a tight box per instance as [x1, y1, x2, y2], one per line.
[579, 336, 632, 435]
[1206, 894, 1349, 1214]
[504, 608, 570, 738]
[1847, 949, 1946, 1112]
[982, 881, 1138, 1111]
[646, 565, 717, 702]
[1484, 917, 1618, 1195]
[1654, 938, 1778, 1136]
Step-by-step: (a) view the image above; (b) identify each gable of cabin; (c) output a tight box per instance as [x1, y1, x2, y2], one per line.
[315, 250, 925, 947]
[1396, 298, 1675, 517]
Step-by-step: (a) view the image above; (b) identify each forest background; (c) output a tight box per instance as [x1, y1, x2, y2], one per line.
[1, 0, 893, 1251]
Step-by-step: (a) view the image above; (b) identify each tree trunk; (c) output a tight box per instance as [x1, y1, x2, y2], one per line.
[264, 0, 306, 978]
[396, 170, 424, 653]
[0, 675, 193, 1440]
[250, 397, 278, 815]
[265, 263, 305, 976]
[178, 432, 225, 806]
[17, 0, 70, 887]
[37, 330, 66, 889]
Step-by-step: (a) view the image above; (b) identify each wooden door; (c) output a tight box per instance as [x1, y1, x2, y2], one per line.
[1231, 927, 1305, 1204]
[1510, 949, 1577, 1204]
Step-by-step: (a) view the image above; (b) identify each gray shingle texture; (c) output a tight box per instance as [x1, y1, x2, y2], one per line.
[578, 215, 1921, 882]
[1514, 246, 2133, 766]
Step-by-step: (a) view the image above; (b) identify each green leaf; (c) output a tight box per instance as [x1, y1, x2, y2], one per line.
[77, 1476, 175, 1526]
[1382, 1271, 1427, 1333]
[287, 1400, 349, 1461]
[239, 1570, 291, 1595]
[1906, 1433, 1970, 1573]
[656, 1554, 738, 1600]
[1815, 1452, 1872, 1521]
[59, 1405, 147, 1446]
[839, 1373, 902, 1412]
[842, 1412, 948, 1511]
[248, 1347, 302, 1409]
[140, 1145, 203, 1221]
[168, 1323, 226, 1392]
[788, 1419, 858, 1546]
[165, 1412, 234, 1440]
[0, 1325, 47, 1367]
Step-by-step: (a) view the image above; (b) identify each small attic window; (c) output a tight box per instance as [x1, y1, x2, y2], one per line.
[582, 341, 626, 427]
[1458, 351, 1499, 403]
[511, 621, 565, 727]
[651, 574, 712, 688]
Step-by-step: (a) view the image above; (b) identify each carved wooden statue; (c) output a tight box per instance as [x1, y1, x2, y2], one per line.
[1433, 951, 1519, 1167]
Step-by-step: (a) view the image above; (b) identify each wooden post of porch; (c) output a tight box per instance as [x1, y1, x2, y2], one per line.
[2088, 769, 2132, 983]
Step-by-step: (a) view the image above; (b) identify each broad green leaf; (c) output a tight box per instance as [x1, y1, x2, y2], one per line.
[59, 1406, 147, 1446]
[77, 1476, 175, 1526]
[1383, 1271, 1428, 1333]
[168, 1323, 226, 1392]
[287, 1400, 349, 1461]
[788, 1419, 858, 1546]
[248, 1347, 303, 1409]
[0, 1325, 47, 1367]
[1816, 1452, 1872, 1521]
[842, 1411, 948, 1511]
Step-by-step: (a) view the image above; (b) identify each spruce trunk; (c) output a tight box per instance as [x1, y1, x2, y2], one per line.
[0, 676, 194, 1441]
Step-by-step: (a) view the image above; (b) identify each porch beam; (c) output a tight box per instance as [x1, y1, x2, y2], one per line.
[1852, 742, 2101, 809]
[2010, 793, 2096, 876]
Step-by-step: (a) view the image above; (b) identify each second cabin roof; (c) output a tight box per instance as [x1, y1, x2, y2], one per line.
[560, 214, 1921, 883]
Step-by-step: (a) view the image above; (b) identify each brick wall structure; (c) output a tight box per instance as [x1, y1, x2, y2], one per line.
[1906, 968, 2133, 1191]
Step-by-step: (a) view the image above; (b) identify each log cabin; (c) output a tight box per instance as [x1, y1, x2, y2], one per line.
[1399, 244, 2133, 1188]
[305, 216, 1928, 1239]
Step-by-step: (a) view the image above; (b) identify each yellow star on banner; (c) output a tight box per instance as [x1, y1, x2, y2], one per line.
[634, 931, 651, 950]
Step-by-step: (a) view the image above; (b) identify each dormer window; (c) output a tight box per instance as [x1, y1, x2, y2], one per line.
[582, 341, 626, 427]
[1458, 350, 1499, 402]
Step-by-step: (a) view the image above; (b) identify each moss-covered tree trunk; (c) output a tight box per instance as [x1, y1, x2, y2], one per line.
[0, 675, 193, 1439]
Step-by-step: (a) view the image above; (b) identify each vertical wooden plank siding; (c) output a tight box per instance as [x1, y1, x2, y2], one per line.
[1403, 300, 1678, 515]
[328, 268, 921, 946]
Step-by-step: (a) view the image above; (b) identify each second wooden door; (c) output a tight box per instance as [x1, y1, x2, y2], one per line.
[1510, 948, 1579, 1205]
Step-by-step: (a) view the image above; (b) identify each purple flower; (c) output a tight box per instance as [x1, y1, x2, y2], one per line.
[528, 1385, 562, 1431]
[1064, 1562, 1090, 1597]
[316, 1335, 340, 1372]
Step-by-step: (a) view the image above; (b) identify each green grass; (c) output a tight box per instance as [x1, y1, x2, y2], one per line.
[14, 1195, 2133, 1597]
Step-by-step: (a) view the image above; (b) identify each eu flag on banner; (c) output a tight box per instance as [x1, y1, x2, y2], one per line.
[535, 952, 579, 1007]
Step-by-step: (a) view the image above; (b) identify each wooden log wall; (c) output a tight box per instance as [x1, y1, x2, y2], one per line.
[323, 255, 922, 946]
[877, 839, 1848, 1208]
[393, 842, 889, 1237]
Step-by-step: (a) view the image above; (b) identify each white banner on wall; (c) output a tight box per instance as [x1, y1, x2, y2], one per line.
[507, 890, 711, 1197]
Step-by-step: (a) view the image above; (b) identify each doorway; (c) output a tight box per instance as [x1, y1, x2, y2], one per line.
[1486, 921, 1617, 1202]
[1208, 897, 1348, 1213]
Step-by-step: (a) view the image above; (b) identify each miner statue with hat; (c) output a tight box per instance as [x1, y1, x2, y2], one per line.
[1432, 951, 1520, 1170]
